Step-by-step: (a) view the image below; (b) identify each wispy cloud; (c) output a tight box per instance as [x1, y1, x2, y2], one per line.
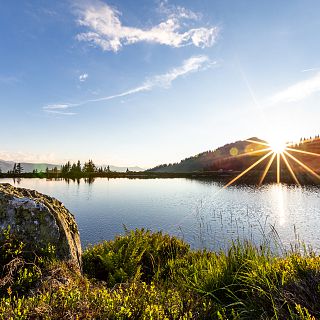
[44, 110, 77, 116]
[43, 55, 215, 114]
[269, 72, 320, 104]
[44, 104, 72, 110]
[79, 73, 88, 82]
[157, 0, 201, 21]
[301, 67, 320, 73]
[74, 0, 218, 52]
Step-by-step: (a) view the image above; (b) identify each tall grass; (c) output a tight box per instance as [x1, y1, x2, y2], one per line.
[0, 228, 320, 319]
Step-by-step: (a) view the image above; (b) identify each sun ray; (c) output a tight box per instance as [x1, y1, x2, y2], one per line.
[235, 147, 271, 158]
[223, 151, 273, 188]
[284, 151, 320, 181]
[211, 147, 271, 164]
[281, 153, 300, 185]
[222, 136, 320, 187]
[286, 147, 320, 157]
[259, 152, 276, 186]
[245, 139, 270, 147]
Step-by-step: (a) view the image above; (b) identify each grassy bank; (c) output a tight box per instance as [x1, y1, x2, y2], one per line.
[0, 228, 319, 319]
[2, 170, 319, 186]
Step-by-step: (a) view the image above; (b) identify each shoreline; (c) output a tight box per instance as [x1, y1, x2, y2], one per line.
[1, 170, 320, 186]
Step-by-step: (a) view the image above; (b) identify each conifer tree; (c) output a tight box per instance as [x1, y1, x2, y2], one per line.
[83, 160, 96, 173]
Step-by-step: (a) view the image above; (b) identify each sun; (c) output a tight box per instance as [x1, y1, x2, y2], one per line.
[223, 137, 320, 188]
[269, 140, 287, 154]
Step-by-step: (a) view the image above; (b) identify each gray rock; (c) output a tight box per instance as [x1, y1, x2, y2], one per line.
[0, 183, 82, 270]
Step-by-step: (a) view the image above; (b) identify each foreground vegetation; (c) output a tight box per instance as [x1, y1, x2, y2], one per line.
[0, 228, 319, 319]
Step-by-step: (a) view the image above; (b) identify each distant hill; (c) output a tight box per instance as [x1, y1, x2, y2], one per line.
[101, 165, 145, 172]
[0, 160, 59, 174]
[147, 137, 267, 173]
[0, 160, 144, 173]
[285, 137, 320, 173]
[147, 137, 320, 174]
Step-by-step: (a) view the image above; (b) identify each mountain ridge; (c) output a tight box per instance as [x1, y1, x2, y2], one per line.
[147, 136, 320, 173]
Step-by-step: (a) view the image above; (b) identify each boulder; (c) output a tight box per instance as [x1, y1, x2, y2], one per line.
[0, 183, 82, 270]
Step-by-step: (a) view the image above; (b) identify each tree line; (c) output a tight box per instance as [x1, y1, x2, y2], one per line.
[0, 160, 131, 178]
[46, 160, 131, 178]
[58, 160, 112, 176]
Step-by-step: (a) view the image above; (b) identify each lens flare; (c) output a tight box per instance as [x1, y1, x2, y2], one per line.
[224, 137, 320, 187]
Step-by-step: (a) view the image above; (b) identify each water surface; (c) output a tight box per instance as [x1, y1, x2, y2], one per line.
[1, 178, 319, 251]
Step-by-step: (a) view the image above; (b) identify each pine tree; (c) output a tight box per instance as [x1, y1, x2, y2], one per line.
[15, 163, 23, 175]
[70, 163, 77, 174]
[83, 160, 96, 173]
[61, 161, 71, 175]
[76, 160, 82, 174]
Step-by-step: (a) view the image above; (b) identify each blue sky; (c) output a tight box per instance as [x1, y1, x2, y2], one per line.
[1, 0, 320, 167]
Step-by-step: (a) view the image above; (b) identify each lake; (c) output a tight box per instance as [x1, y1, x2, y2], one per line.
[1, 178, 320, 252]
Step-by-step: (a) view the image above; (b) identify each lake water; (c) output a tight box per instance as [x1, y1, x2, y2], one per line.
[1, 178, 320, 252]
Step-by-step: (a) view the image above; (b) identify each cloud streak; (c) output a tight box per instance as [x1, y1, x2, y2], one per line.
[301, 67, 320, 73]
[74, 0, 218, 52]
[43, 55, 215, 114]
[44, 104, 73, 110]
[45, 110, 77, 116]
[270, 72, 320, 104]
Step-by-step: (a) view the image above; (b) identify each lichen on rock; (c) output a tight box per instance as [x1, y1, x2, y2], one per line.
[0, 183, 82, 270]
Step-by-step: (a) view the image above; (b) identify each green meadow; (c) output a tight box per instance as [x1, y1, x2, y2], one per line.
[0, 228, 319, 319]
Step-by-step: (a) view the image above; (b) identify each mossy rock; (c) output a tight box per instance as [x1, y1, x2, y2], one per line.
[0, 183, 82, 270]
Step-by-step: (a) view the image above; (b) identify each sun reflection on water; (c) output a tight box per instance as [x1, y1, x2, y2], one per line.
[271, 184, 286, 226]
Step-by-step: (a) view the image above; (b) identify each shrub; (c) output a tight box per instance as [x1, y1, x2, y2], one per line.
[0, 227, 319, 319]
[0, 226, 57, 296]
[83, 228, 190, 286]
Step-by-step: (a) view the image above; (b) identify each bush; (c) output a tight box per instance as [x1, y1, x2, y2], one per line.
[0, 227, 320, 319]
[0, 226, 57, 296]
[83, 228, 190, 286]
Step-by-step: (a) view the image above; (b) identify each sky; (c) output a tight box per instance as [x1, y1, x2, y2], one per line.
[1, 0, 320, 168]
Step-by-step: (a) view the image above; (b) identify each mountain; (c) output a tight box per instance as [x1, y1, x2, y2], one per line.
[147, 136, 320, 174]
[0, 160, 144, 173]
[147, 137, 267, 173]
[0, 160, 59, 174]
